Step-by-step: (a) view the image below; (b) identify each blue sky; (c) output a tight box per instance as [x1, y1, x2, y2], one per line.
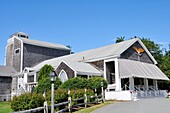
[0, 0, 170, 65]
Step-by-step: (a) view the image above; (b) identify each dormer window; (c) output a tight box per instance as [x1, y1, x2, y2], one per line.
[15, 48, 20, 54]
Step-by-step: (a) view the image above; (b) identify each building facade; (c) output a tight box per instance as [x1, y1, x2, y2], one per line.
[17, 38, 169, 100]
[6, 32, 71, 72]
[3, 32, 71, 101]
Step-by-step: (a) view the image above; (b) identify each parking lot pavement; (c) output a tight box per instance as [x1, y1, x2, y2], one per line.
[91, 98, 170, 113]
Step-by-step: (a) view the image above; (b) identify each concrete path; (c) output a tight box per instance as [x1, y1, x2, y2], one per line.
[92, 98, 170, 113]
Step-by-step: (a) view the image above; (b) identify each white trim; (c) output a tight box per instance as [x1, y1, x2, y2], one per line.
[103, 60, 106, 80]
[104, 58, 121, 91]
[115, 58, 121, 91]
[85, 55, 120, 63]
[57, 61, 77, 73]
[118, 38, 157, 64]
[74, 71, 77, 77]
[59, 69, 68, 82]
[137, 39, 157, 64]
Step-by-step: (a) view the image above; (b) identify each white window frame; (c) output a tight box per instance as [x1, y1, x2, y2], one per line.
[59, 69, 68, 83]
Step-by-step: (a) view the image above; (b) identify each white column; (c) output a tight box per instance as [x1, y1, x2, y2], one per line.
[144, 78, 148, 91]
[115, 58, 121, 91]
[129, 77, 134, 90]
[103, 61, 107, 80]
[153, 79, 158, 90]
[34, 73, 37, 82]
[24, 73, 28, 83]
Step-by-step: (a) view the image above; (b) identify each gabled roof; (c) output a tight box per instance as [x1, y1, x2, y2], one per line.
[11, 32, 70, 50]
[18, 37, 70, 50]
[62, 61, 102, 76]
[0, 66, 17, 77]
[32, 38, 157, 70]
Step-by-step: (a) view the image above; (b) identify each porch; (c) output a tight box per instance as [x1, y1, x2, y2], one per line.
[104, 59, 169, 100]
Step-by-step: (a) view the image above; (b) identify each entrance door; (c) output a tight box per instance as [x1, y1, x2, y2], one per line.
[106, 61, 115, 84]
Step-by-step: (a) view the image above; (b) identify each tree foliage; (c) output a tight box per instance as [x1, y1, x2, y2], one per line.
[59, 77, 108, 94]
[140, 38, 163, 64]
[34, 64, 62, 93]
[37, 64, 54, 82]
[115, 36, 125, 43]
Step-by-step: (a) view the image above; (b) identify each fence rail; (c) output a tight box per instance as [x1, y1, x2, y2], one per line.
[11, 106, 45, 113]
[11, 89, 104, 113]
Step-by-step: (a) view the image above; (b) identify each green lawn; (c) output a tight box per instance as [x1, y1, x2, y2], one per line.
[0, 102, 13, 113]
[73, 101, 114, 113]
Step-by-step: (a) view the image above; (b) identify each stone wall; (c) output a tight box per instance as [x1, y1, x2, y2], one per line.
[56, 62, 75, 79]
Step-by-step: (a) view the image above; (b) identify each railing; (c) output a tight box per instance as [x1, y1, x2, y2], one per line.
[55, 95, 103, 113]
[121, 84, 167, 99]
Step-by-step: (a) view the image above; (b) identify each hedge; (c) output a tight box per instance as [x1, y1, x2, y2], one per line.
[11, 93, 44, 112]
[59, 77, 108, 94]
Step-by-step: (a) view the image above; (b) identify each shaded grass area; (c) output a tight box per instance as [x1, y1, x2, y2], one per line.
[73, 101, 114, 113]
[0, 102, 13, 113]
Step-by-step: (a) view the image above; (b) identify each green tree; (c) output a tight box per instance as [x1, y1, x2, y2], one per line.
[140, 38, 163, 65]
[34, 64, 62, 93]
[115, 36, 125, 43]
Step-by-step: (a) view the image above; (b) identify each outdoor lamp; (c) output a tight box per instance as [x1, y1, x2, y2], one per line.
[49, 70, 56, 113]
[49, 71, 56, 83]
[101, 81, 103, 87]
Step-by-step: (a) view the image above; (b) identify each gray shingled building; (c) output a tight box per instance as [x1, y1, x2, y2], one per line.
[0, 32, 71, 101]
[0, 66, 16, 101]
[6, 32, 71, 72]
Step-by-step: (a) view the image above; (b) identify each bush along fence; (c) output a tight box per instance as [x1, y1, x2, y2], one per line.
[11, 88, 105, 113]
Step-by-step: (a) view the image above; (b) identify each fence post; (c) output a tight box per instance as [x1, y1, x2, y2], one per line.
[44, 101, 48, 113]
[95, 88, 98, 103]
[101, 82, 105, 103]
[84, 88, 87, 108]
[43, 91, 48, 113]
[68, 90, 72, 113]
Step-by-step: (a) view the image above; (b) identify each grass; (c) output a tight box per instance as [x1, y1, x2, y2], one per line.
[0, 102, 13, 113]
[73, 101, 114, 113]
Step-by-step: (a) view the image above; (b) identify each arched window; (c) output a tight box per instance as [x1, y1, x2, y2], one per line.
[59, 70, 68, 82]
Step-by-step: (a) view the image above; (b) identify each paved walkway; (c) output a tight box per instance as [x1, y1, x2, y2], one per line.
[92, 98, 170, 113]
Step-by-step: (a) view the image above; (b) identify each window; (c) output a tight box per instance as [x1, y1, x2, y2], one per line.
[15, 48, 20, 54]
[59, 70, 68, 83]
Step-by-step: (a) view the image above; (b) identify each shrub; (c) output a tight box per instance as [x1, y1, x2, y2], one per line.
[34, 64, 62, 93]
[87, 77, 108, 94]
[37, 64, 54, 82]
[46, 89, 94, 104]
[11, 93, 44, 111]
[59, 77, 88, 89]
[59, 77, 108, 94]
[34, 77, 62, 93]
